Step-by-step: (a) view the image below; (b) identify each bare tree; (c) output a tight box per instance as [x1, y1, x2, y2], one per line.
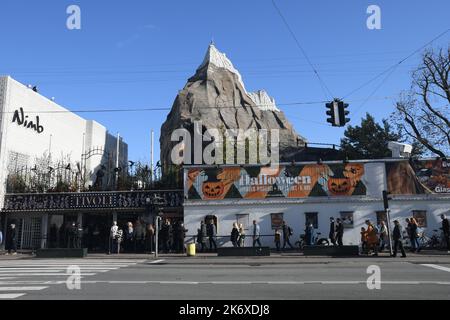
[392, 47, 449, 157]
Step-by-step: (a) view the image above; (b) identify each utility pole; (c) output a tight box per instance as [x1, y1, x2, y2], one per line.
[116, 133, 120, 189]
[151, 129, 154, 185]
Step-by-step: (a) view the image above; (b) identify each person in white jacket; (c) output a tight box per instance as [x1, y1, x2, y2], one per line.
[109, 221, 118, 254]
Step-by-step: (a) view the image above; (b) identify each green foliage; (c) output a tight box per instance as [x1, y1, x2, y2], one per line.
[341, 113, 400, 160]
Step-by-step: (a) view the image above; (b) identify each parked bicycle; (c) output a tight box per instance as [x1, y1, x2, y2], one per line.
[295, 232, 329, 250]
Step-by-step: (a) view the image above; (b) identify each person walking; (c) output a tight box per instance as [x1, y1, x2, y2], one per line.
[124, 222, 136, 253]
[238, 224, 246, 248]
[329, 217, 336, 246]
[405, 218, 415, 252]
[360, 227, 368, 255]
[440, 214, 450, 253]
[410, 218, 421, 253]
[392, 220, 407, 258]
[109, 221, 118, 254]
[274, 229, 281, 252]
[252, 220, 262, 248]
[378, 221, 388, 252]
[365, 220, 379, 256]
[5, 224, 18, 255]
[197, 221, 207, 252]
[335, 218, 344, 247]
[230, 223, 240, 248]
[160, 219, 172, 253]
[175, 222, 188, 253]
[207, 220, 217, 252]
[282, 221, 294, 250]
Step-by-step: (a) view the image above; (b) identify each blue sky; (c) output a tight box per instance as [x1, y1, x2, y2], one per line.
[1, 0, 449, 164]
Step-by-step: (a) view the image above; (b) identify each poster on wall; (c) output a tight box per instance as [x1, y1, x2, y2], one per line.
[185, 163, 368, 200]
[271, 213, 284, 230]
[386, 159, 449, 195]
[340, 212, 354, 229]
[413, 159, 450, 194]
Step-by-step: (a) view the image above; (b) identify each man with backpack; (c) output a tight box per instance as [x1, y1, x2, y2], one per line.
[282, 221, 294, 250]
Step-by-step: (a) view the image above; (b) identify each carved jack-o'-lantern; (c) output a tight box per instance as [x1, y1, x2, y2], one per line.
[328, 177, 351, 195]
[202, 182, 225, 199]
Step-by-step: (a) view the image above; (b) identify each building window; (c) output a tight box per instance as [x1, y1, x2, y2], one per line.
[236, 214, 250, 230]
[305, 212, 318, 229]
[271, 213, 284, 230]
[376, 211, 387, 226]
[412, 210, 427, 228]
[340, 211, 354, 229]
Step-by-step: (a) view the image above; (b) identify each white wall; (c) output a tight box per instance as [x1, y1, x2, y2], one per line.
[184, 197, 450, 247]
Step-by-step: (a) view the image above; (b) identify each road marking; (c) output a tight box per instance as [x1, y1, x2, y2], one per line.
[421, 264, 450, 273]
[0, 273, 96, 277]
[0, 287, 48, 291]
[0, 293, 26, 299]
[149, 259, 165, 264]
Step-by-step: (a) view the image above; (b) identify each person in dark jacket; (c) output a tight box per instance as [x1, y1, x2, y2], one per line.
[68, 222, 78, 249]
[160, 220, 172, 253]
[329, 217, 336, 246]
[175, 222, 188, 253]
[197, 221, 207, 252]
[392, 220, 406, 258]
[405, 218, 415, 252]
[440, 214, 450, 252]
[230, 223, 240, 248]
[5, 224, 18, 255]
[335, 218, 344, 246]
[207, 220, 217, 251]
[282, 221, 294, 250]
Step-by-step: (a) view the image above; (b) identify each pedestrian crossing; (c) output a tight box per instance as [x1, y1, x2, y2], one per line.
[0, 259, 143, 299]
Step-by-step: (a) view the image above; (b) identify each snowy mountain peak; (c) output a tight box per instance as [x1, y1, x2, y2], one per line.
[248, 90, 281, 112]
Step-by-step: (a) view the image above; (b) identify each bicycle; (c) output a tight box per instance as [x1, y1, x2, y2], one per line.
[295, 232, 329, 250]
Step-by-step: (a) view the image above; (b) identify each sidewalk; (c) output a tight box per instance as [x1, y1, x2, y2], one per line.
[1, 250, 449, 264]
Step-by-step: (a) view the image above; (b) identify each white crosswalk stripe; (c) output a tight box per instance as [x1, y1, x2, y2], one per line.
[0, 259, 143, 299]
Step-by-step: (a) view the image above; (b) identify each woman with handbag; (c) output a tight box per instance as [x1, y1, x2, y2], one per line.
[410, 218, 421, 253]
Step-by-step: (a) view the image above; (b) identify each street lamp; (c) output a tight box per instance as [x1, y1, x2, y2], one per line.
[383, 190, 394, 257]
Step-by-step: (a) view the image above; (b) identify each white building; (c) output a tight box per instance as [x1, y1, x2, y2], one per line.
[0, 76, 128, 206]
[0, 76, 128, 250]
[183, 159, 450, 247]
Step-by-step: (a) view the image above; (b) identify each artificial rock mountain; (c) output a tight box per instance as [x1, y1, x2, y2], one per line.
[160, 44, 307, 166]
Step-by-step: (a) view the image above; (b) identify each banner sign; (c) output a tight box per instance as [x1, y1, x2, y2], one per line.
[386, 159, 449, 195]
[2, 190, 183, 212]
[185, 163, 368, 200]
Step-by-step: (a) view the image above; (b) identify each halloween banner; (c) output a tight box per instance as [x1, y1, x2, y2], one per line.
[386, 159, 449, 195]
[185, 163, 368, 200]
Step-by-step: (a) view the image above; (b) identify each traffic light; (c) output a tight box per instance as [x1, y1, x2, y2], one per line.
[326, 99, 350, 127]
[326, 101, 338, 126]
[338, 101, 350, 126]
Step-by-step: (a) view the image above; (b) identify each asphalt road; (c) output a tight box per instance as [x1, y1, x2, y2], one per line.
[0, 255, 450, 300]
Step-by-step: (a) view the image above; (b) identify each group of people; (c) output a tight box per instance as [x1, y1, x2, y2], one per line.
[359, 214, 450, 257]
[196, 220, 219, 252]
[159, 219, 188, 253]
[109, 220, 173, 254]
[329, 217, 345, 246]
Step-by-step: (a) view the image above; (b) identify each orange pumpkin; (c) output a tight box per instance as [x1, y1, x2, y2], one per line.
[202, 181, 225, 199]
[328, 177, 351, 195]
